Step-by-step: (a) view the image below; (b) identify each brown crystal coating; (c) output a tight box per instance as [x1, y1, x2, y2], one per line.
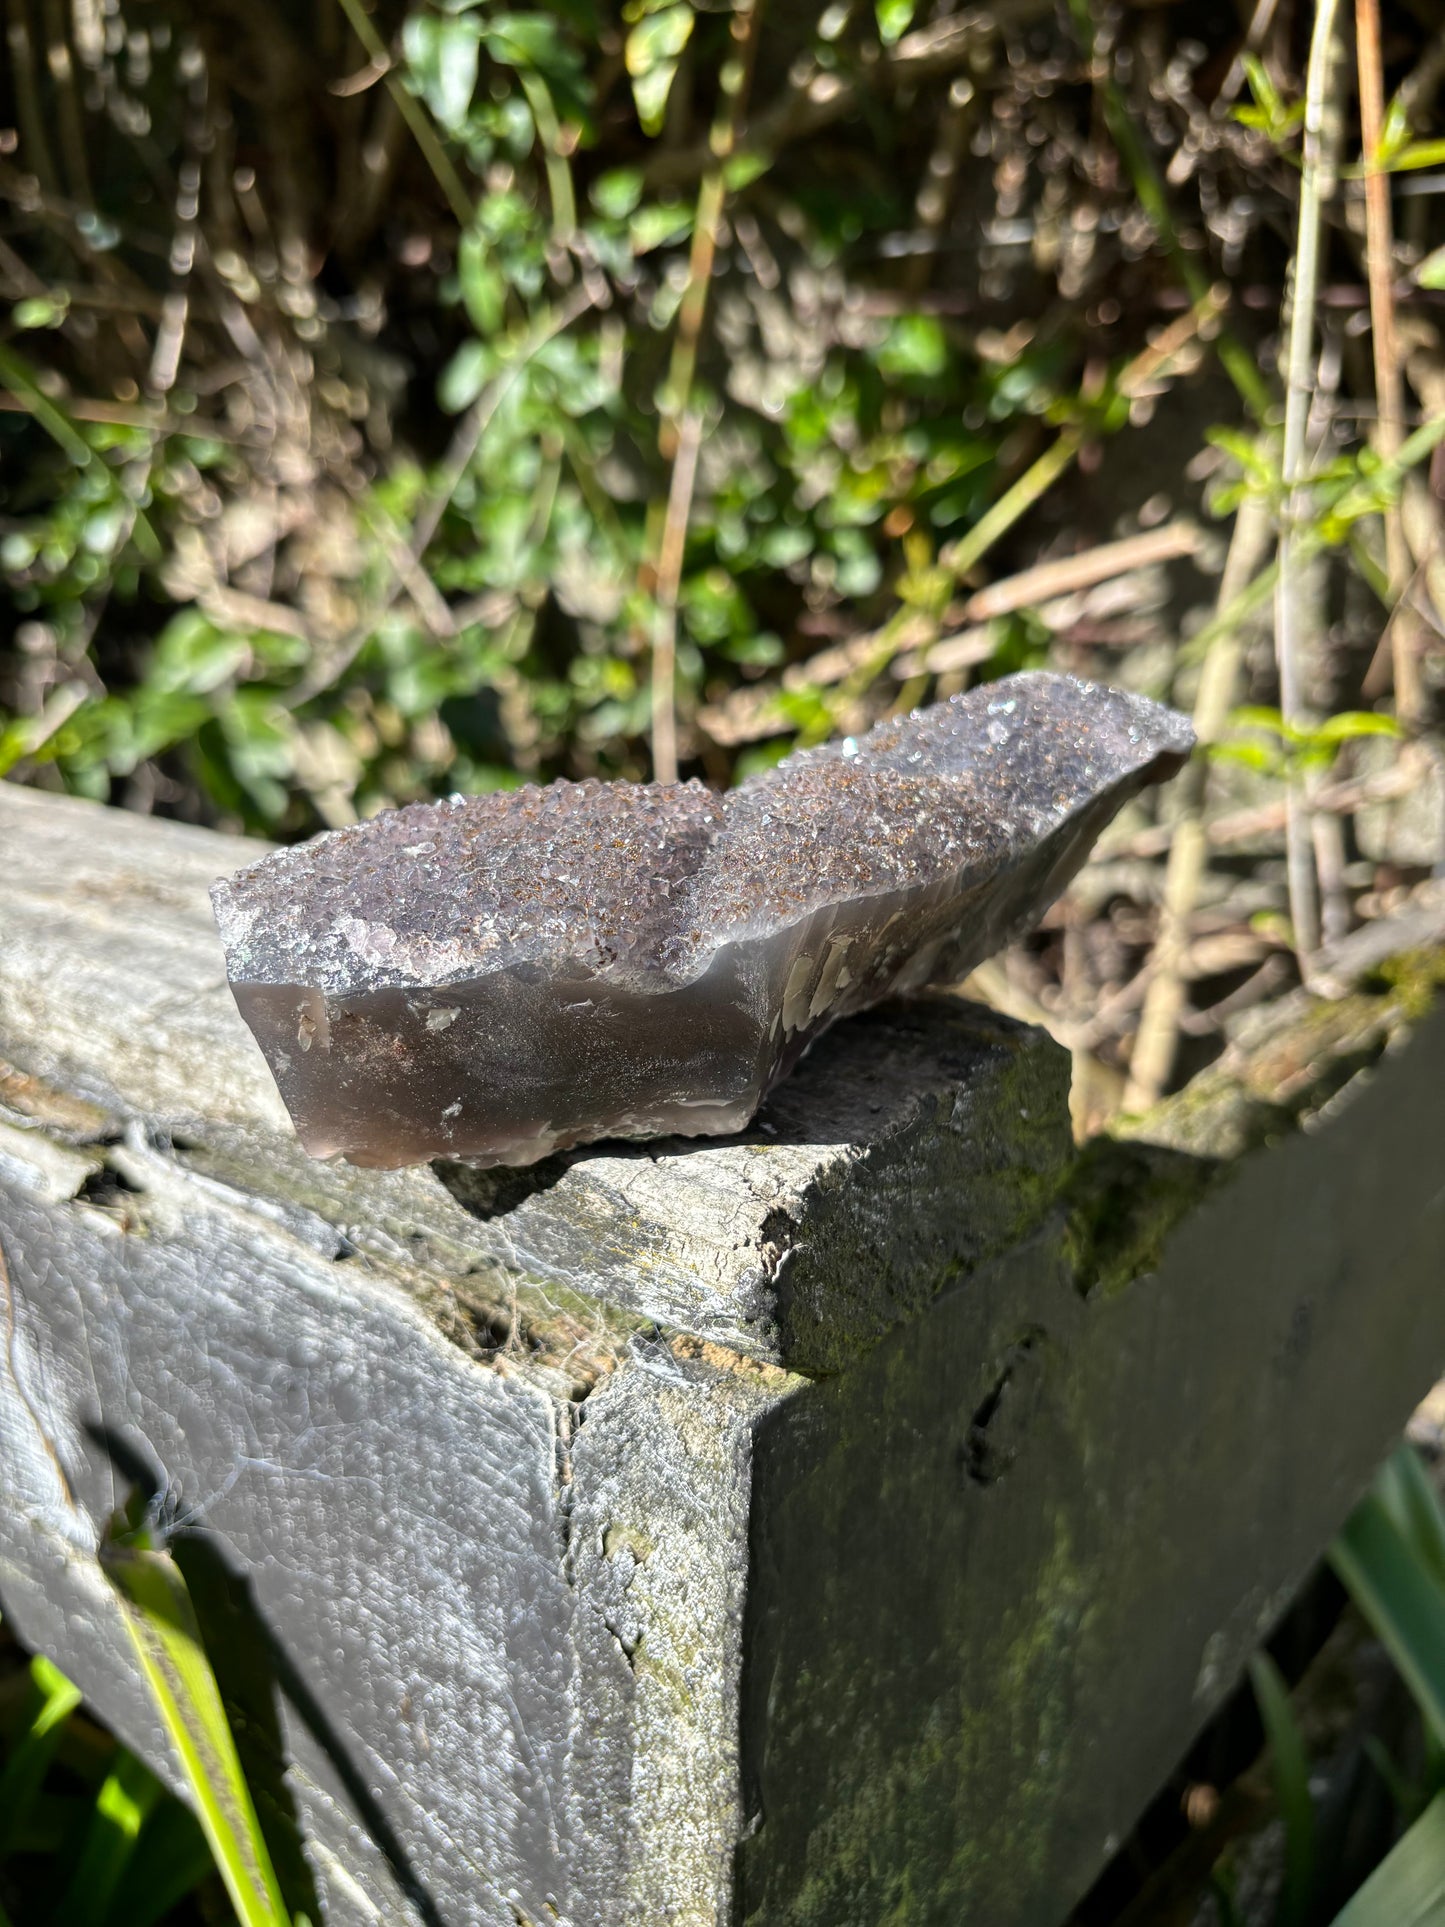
[212, 672, 1193, 1168]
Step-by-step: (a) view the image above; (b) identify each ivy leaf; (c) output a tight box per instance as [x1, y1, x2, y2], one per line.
[402, 13, 483, 136]
[626, 5, 694, 137]
[459, 226, 506, 336]
[590, 168, 644, 220]
[439, 339, 491, 413]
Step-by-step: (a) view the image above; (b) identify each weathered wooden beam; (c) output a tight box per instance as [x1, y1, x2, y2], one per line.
[0, 780, 1442, 1927]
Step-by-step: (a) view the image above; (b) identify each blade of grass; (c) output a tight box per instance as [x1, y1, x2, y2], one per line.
[0, 1655, 83, 1859]
[1326, 1788, 1445, 1926]
[1332, 1491, 1445, 1747]
[107, 1798, 219, 1927]
[0, 343, 160, 563]
[1250, 1652, 1316, 1927]
[1377, 1445, 1445, 1594]
[56, 1747, 163, 1927]
[101, 1538, 291, 1927]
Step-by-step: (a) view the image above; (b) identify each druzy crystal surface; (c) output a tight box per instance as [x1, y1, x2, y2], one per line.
[211, 673, 1193, 1169]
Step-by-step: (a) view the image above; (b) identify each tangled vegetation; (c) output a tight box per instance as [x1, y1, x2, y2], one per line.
[3, 1, 1445, 1922]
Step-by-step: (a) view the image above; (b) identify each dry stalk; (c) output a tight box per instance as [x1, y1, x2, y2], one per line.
[1356, 0, 1424, 723]
[649, 0, 762, 784]
[1123, 494, 1275, 1112]
[1274, 0, 1345, 965]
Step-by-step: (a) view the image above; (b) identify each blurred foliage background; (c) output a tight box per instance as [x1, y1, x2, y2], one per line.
[3, 4, 1445, 1924]
[0, 0, 1443, 1112]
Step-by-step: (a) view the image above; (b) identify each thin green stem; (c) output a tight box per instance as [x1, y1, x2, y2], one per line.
[514, 66, 576, 240]
[942, 428, 1083, 583]
[0, 342, 160, 561]
[332, 0, 474, 228]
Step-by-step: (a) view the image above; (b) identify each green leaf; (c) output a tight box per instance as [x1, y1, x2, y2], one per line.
[1308, 710, 1403, 747]
[12, 294, 68, 330]
[108, 1798, 217, 1927]
[1250, 1653, 1315, 1927]
[722, 149, 769, 191]
[402, 13, 483, 136]
[439, 339, 492, 413]
[625, 4, 694, 136]
[1241, 54, 1281, 118]
[876, 314, 949, 380]
[146, 610, 249, 697]
[1332, 1492, 1445, 1747]
[1327, 1789, 1445, 1926]
[101, 1537, 292, 1927]
[590, 167, 644, 219]
[482, 13, 573, 73]
[629, 200, 693, 253]
[1377, 89, 1414, 165]
[1228, 703, 1286, 737]
[1378, 1447, 1445, 1596]
[56, 1749, 163, 1927]
[1418, 247, 1445, 292]
[1209, 740, 1283, 775]
[875, 0, 916, 46]
[1383, 140, 1445, 173]
[0, 1656, 83, 1859]
[459, 226, 506, 336]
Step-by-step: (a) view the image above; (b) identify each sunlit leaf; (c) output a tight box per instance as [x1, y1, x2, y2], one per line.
[1332, 1493, 1445, 1747]
[625, 4, 694, 136]
[1308, 711, 1403, 746]
[876, 314, 949, 380]
[1378, 1447, 1445, 1596]
[875, 0, 916, 46]
[1382, 139, 1445, 173]
[590, 168, 644, 219]
[0, 1656, 83, 1859]
[402, 12, 483, 135]
[459, 226, 506, 336]
[1250, 1653, 1315, 1927]
[57, 1749, 163, 1927]
[1327, 1790, 1445, 1926]
[439, 339, 492, 413]
[102, 1535, 292, 1927]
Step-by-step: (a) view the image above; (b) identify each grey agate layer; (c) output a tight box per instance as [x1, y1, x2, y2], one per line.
[210, 672, 1193, 1169]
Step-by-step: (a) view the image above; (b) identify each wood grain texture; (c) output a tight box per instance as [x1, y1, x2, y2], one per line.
[2, 782, 1443, 1927]
[0, 783, 1071, 1373]
[736, 1003, 1445, 1925]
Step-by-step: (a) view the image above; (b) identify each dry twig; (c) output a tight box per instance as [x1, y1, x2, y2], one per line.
[1274, 0, 1345, 965]
[649, 0, 763, 784]
[1124, 495, 1274, 1112]
[1356, 0, 1424, 721]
